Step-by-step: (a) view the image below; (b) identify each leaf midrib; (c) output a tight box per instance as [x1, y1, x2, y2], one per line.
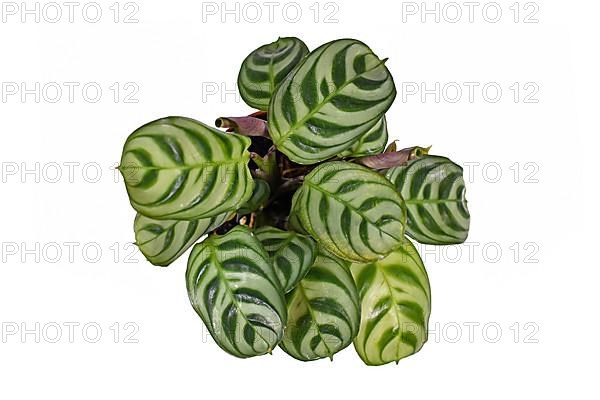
[297, 283, 334, 359]
[274, 52, 388, 146]
[304, 180, 399, 243]
[206, 238, 274, 353]
[120, 157, 248, 171]
[406, 199, 464, 205]
[378, 264, 405, 363]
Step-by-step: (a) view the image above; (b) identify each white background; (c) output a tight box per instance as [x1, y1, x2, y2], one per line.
[1, 0, 598, 398]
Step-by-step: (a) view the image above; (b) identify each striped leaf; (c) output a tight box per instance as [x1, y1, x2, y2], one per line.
[119, 116, 254, 220]
[280, 247, 360, 361]
[237, 179, 270, 215]
[385, 156, 470, 244]
[352, 240, 431, 366]
[185, 225, 286, 358]
[339, 116, 388, 157]
[134, 211, 231, 266]
[238, 37, 309, 110]
[291, 161, 406, 262]
[254, 226, 317, 293]
[268, 39, 396, 164]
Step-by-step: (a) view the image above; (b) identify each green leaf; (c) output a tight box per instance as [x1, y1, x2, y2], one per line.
[352, 240, 431, 366]
[280, 247, 360, 361]
[134, 211, 231, 266]
[385, 155, 470, 244]
[237, 179, 270, 215]
[238, 37, 309, 110]
[119, 116, 254, 220]
[268, 39, 396, 164]
[254, 226, 317, 293]
[291, 161, 406, 262]
[339, 116, 388, 157]
[186, 225, 286, 358]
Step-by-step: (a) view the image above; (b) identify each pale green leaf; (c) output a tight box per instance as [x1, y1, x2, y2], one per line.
[186, 225, 287, 358]
[291, 161, 406, 262]
[280, 247, 360, 361]
[134, 211, 231, 266]
[238, 37, 309, 110]
[119, 116, 254, 220]
[268, 39, 396, 164]
[385, 155, 470, 244]
[255, 226, 317, 293]
[352, 240, 431, 366]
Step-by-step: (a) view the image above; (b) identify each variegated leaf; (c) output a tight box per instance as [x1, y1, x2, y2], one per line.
[119, 117, 254, 220]
[134, 211, 231, 266]
[238, 37, 309, 110]
[237, 178, 270, 215]
[352, 240, 431, 366]
[339, 116, 388, 157]
[254, 226, 317, 293]
[186, 225, 287, 358]
[385, 155, 470, 244]
[291, 161, 406, 262]
[280, 247, 360, 361]
[268, 39, 396, 164]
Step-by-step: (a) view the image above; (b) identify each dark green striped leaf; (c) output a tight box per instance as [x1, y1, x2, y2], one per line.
[134, 211, 231, 266]
[352, 240, 431, 366]
[237, 179, 270, 215]
[268, 39, 396, 164]
[339, 116, 388, 157]
[238, 37, 309, 110]
[119, 116, 254, 220]
[385, 155, 470, 244]
[291, 161, 406, 262]
[280, 247, 360, 361]
[254, 226, 317, 293]
[186, 225, 286, 358]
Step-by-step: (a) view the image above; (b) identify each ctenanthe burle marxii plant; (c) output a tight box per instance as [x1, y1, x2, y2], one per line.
[118, 37, 470, 366]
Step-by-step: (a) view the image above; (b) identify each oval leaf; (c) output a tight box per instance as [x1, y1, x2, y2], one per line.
[385, 155, 470, 244]
[268, 39, 396, 164]
[291, 161, 406, 262]
[134, 211, 231, 266]
[186, 225, 286, 358]
[237, 178, 270, 215]
[352, 240, 431, 366]
[280, 247, 360, 361]
[119, 116, 254, 220]
[238, 37, 309, 110]
[339, 116, 388, 157]
[254, 226, 317, 293]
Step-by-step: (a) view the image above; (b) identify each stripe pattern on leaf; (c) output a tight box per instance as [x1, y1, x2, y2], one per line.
[291, 161, 406, 262]
[339, 116, 388, 157]
[237, 179, 270, 215]
[385, 155, 469, 244]
[352, 240, 431, 366]
[186, 226, 287, 358]
[280, 247, 360, 361]
[255, 226, 317, 293]
[268, 39, 396, 164]
[238, 37, 309, 110]
[134, 211, 231, 266]
[119, 117, 254, 220]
